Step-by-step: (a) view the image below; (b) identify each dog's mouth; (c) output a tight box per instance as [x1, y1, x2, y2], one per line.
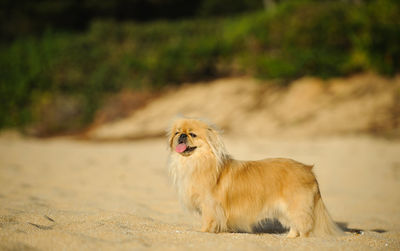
[175, 143, 197, 154]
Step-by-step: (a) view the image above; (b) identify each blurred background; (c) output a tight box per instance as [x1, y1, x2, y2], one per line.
[0, 0, 399, 138]
[1, 2, 400, 249]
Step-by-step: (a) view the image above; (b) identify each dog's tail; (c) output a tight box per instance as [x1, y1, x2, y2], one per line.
[310, 194, 344, 237]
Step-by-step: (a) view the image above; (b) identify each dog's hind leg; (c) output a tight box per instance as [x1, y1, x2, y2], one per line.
[285, 193, 315, 238]
[286, 210, 313, 237]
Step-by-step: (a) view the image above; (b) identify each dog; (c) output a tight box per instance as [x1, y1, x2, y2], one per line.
[167, 118, 343, 237]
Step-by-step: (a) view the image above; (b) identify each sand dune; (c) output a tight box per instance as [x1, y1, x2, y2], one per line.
[1, 132, 399, 250]
[87, 74, 400, 140]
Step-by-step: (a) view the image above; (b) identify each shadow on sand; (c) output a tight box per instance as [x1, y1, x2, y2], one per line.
[252, 219, 387, 235]
[336, 222, 387, 234]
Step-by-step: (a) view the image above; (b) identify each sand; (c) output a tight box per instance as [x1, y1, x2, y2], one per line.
[1, 132, 399, 250]
[87, 74, 400, 140]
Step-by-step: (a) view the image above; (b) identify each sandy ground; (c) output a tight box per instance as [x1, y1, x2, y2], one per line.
[1, 132, 399, 250]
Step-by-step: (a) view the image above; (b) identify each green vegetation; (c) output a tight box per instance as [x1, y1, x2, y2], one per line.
[1, 0, 399, 134]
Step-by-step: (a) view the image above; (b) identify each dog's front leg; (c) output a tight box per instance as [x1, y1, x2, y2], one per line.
[200, 201, 227, 233]
[201, 213, 219, 233]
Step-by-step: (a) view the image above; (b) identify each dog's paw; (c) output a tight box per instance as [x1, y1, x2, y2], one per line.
[287, 228, 299, 238]
[201, 220, 221, 233]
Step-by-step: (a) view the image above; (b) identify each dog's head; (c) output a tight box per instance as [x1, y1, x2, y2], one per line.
[168, 118, 228, 162]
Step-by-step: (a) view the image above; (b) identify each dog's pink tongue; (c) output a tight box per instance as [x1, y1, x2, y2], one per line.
[175, 143, 187, 153]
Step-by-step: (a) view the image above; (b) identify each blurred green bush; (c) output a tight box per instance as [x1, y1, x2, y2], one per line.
[0, 0, 399, 134]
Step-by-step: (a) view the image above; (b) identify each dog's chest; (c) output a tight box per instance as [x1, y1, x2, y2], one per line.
[179, 179, 202, 212]
[176, 164, 209, 211]
[171, 154, 217, 212]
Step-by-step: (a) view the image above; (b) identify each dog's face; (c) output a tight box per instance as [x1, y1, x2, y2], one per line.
[168, 119, 212, 157]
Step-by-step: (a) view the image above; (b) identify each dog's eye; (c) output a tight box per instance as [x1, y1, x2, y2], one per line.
[174, 132, 179, 136]
[189, 133, 197, 138]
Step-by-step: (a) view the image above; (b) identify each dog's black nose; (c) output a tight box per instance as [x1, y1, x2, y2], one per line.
[178, 133, 187, 143]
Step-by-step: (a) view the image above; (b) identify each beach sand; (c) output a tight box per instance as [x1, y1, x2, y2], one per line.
[1, 133, 399, 250]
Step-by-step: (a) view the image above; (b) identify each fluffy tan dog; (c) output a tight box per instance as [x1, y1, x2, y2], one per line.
[167, 118, 343, 237]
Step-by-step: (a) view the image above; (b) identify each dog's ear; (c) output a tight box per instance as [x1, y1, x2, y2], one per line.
[206, 127, 229, 167]
[166, 116, 185, 149]
[166, 125, 176, 149]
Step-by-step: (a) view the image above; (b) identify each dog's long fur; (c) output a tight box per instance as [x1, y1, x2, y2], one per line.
[168, 118, 343, 237]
